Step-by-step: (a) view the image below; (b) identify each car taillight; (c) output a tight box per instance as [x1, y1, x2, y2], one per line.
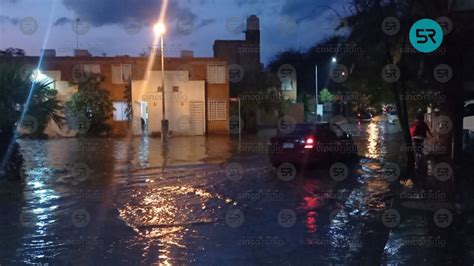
[304, 137, 315, 149]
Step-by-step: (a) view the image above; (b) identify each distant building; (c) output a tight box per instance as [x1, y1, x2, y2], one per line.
[213, 15, 261, 96]
[1, 51, 230, 136]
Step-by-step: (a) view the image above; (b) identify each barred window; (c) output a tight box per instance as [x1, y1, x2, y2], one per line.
[207, 100, 227, 121]
[207, 64, 226, 84]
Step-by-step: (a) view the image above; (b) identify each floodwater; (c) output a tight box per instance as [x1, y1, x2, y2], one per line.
[0, 118, 462, 265]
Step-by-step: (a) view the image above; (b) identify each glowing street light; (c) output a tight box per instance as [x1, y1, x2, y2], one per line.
[153, 23, 166, 36]
[332, 57, 337, 63]
[153, 22, 168, 142]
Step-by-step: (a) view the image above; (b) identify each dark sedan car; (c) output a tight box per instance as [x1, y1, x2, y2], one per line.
[268, 122, 358, 168]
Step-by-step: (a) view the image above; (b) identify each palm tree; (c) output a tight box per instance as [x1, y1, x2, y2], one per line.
[0, 63, 64, 179]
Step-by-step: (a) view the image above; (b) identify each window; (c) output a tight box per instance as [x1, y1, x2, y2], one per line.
[207, 64, 226, 84]
[81, 64, 101, 74]
[330, 123, 345, 138]
[113, 102, 128, 121]
[207, 100, 227, 121]
[72, 64, 100, 82]
[112, 64, 131, 84]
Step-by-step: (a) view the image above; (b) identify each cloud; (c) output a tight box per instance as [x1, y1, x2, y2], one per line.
[280, 0, 343, 23]
[60, 0, 215, 36]
[0, 15, 19, 25]
[53, 17, 73, 26]
[197, 18, 215, 28]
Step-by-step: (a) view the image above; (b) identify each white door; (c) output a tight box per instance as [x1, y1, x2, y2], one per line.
[189, 101, 205, 135]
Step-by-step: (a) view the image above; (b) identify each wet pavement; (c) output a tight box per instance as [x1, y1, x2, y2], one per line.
[0, 117, 468, 265]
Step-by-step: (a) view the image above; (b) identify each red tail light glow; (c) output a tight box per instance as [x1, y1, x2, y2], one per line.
[304, 137, 315, 149]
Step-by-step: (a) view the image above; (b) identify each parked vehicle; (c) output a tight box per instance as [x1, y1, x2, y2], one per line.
[464, 100, 474, 141]
[388, 111, 399, 124]
[268, 123, 358, 168]
[357, 110, 373, 122]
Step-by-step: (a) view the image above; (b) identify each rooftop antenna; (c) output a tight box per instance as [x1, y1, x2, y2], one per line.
[76, 18, 80, 51]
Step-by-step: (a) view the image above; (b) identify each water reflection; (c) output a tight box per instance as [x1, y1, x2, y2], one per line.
[1, 136, 232, 265]
[366, 122, 380, 159]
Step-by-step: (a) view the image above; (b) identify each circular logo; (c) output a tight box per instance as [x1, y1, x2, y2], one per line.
[229, 115, 244, 135]
[19, 17, 38, 35]
[277, 115, 296, 135]
[381, 208, 401, 228]
[433, 209, 453, 228]
[436, 115, 452, 134]
[123, 18, 142, 35]
[277, 64, 296, 81]
[71, 64, 91, 83]
[225, 162, 245, 182]
[71, 209, 91, 228]
[278, 209, 297, 228]
[19, 211, 36, 227]
[382, 162, 401, 182]
[225, 17, 245, 35]
[329, 64, 349, 83]
[66, 114, 91, 135]
[329, 162, 349, 182]
[436, 16, 453, 35]
[19, 115, 38, 134]
[433, 64, 453, 83]
[229, 64, 245, 83]
[409, 19, 443, 53]
[381, 17, 400, 36]
[381, 64, 400, 83]
[72, 19, 90, 35]
[433, 162, 453, 182]
[277, 162, 297, 182]
[225, 209, 244, 228]
[176, 17, 194, 35]
[72, 162, 91, 181]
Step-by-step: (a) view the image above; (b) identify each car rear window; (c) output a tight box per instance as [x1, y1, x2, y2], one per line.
[277, 123, 332, 137]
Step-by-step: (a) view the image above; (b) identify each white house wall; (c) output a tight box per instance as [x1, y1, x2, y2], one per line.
[131, 71, 206, 136]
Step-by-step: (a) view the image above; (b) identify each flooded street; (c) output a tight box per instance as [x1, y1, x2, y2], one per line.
[0, 118, 446, 265]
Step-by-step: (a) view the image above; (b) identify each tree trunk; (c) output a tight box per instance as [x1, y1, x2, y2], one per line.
[0, 132, 24, 180]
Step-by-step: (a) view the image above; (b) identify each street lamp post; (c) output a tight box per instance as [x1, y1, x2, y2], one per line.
[315, 57, 337, 121]
[154, 23, 168, 142]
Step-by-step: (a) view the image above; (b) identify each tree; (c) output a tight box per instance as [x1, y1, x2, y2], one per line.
[237, 70, 284, 133]
[340, 0, 456, 177]
[319, 88, 334, 103]
[65, 75, 114, 136]
[0, 64, 63, 178]
[0, 48, 26, 57]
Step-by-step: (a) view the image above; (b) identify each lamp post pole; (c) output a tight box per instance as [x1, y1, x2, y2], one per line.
[160, 34, 168, 142]
[315, 64, 318, 121]
[154, 22, 168, 143]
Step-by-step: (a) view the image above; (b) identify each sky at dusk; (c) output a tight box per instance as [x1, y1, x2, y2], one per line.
[0, 0, 348, 65]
